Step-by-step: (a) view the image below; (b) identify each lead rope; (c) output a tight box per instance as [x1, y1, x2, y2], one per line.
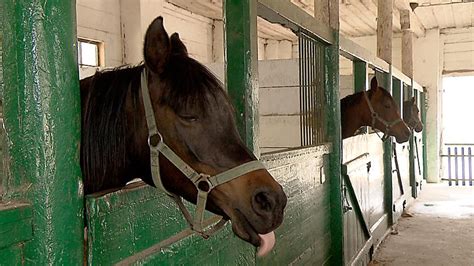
[140, 69, 266, 238]
[363, 91, 403, 142]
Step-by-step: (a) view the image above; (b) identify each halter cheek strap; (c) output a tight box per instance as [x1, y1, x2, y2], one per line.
[363, 91, 403, 141]
[140, 69, 265, 238]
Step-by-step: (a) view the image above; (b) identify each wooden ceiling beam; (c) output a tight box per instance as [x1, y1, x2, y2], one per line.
[393, 0, 426, 37]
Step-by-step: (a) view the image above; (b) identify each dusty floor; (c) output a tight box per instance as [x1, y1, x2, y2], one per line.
[372, 182, 474, 266]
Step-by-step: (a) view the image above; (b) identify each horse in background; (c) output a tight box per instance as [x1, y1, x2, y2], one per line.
[403, 97, 423, 132]
[341, 77, 411, 143]
[80, 16, 286, 254]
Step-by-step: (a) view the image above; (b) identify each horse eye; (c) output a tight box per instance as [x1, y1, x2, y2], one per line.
[179, 114, 198, 122]
[384, 102, 391, 108]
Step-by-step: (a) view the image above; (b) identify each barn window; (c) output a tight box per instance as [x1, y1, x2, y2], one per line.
[78, 39, 103, 67]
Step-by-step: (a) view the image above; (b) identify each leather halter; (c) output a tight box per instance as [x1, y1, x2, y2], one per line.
[140, 69, 266, 238]
[363, 91, 403, 141]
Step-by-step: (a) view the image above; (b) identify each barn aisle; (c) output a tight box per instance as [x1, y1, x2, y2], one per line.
[372, 183, 474, 266]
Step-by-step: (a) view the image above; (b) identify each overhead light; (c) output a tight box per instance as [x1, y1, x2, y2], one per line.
[409, 2, 419, 12]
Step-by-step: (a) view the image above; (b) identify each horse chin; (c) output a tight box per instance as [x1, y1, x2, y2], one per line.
[227, 208, 279, 251]
[207, 195, 279, 248]
[229, 209, 263, 247]
[395, 135, 410, 144]
[414, 125, 423, 133]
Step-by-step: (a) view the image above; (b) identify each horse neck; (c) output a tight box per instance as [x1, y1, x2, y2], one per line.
[341, 91, 371, 139]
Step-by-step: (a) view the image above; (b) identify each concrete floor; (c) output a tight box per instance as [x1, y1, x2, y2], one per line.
[371, 182, 474, 266]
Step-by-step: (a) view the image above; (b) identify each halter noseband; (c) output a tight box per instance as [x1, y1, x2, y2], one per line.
[363, 91, 403, 141]
[140, 69, 265, 238]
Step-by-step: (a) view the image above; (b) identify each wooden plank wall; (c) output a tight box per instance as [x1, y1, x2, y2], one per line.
[342, 133, 398, 264]
[86, 145, 333, 265]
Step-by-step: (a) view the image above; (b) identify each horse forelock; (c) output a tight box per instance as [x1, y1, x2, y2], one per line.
[160, 55, 230, 116]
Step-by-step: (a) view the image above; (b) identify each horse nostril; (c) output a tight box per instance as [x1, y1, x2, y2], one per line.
[252, 189, 277, 216]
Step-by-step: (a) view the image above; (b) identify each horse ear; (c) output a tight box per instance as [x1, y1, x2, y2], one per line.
[411, 96, 416, 103]
[170, 33, 188, 56]
[144, 16, 170, 74]
[370, 77, 378, 91]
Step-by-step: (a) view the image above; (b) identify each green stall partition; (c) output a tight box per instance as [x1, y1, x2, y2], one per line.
[86, 145, 332, 265]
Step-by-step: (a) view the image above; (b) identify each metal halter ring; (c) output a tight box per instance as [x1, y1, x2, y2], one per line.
[147, 132, 163, 148]
[196, 175, 213, 192]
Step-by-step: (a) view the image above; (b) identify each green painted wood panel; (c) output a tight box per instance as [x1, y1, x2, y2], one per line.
[86, 145, 333, 265]
[342, 155, 371, 264]
[258, 146, 332, 265]
[0, 244, 23, 265]
[128, 225, 254, 265]
[342, 133, 392, 263]
[353, 61, 368, 93]
[421, 92, 428, 182]
[392, 142, 412, 218]
[2, 1, 83, 263]
[324, 32, 344, 266]
[0, 203, 32, 249]
[224, 0, 259, 154]
[392, 78, 402, 111]
[342, 134, 388, 235]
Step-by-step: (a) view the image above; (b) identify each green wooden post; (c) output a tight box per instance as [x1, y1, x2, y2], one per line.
[326, 34, 344, 265]
[392, 78, 402, 111]
[376, 70, 394, 225]
[353, 60, 368, 93]
[353, 60, 368, 134]
[224, 0, 260, 156]
[421, 92, 428, 182]
[408, 82, 417, 198]
[2, 1, 83, 263]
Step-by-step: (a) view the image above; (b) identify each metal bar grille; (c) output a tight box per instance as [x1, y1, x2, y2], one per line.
[442, 144, 474, 186]
[298, 30, 325, 146]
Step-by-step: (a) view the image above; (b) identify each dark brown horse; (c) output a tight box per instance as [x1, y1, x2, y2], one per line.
[403, 97, 423, 132]
[80, 16, 286, 254]
[341, 77, 411, 143]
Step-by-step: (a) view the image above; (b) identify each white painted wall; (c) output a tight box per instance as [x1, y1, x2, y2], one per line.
[162, 3, 215, 63]
[414, 28, 442, 182]
[350, 35, 403, 70]
[76, 0, 298, 79]
[441, 28, 474, 75]
[206, 60, 301, 153]
[258, 39, 297, 60]
[77, 0, 218, 78]
[76, 0, 122, 79]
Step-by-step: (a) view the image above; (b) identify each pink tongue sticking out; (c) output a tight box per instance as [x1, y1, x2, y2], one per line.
[256, 231, 276, 257]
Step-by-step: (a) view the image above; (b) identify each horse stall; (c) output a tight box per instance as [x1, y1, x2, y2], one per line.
[0, 0, 344, 264]
[81, 1, 342, 264]
[0, 0, 435, 265]
[338, 36, 426, 263]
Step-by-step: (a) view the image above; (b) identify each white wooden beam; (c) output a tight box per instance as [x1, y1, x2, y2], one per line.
[394, 0, 425, 37]
[314, 0, 339, 29]
[377, 0, 393, 63]
[400, 9, 414, 78]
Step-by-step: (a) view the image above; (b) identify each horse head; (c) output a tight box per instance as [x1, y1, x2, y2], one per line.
[403, 97, 423, 133]
[140, 17, 286, 250]
[366, 77, 411, 143]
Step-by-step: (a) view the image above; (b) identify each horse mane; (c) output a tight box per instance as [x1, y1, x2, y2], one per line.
[81, 65, 142, 194]
[341, 91, 363, 108]
[81, 56, 226, 194]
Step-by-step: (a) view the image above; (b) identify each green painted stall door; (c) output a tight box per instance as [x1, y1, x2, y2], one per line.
[85, 145, 333, 265]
